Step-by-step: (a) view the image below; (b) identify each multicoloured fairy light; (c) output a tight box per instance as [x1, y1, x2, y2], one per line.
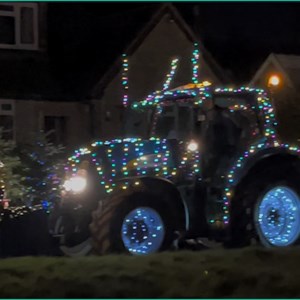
[0, 204, 45, 222]
[65, 136, 201, 195]
[133, 83, 211, 110]
[122, 54, 129, 107]
[139, 58, 180, 107]
[191, 43, 200, 84]
[163, 58, 179, 91]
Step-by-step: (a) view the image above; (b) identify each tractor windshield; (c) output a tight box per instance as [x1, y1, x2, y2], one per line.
[124, 108, 154, 138]
[211, 92, 262, 146]
[154, 105, 176, 139]
[151, 102, 196, 140]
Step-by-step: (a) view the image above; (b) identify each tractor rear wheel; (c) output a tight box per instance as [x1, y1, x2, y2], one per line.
[228, 162, 300, 247]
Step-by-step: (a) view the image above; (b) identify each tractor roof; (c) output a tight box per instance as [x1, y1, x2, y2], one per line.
[132, 82, 267, 110]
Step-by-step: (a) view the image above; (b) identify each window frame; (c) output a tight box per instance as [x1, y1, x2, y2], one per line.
[0, 3, 38, 50]
[43, 115, 67, 145]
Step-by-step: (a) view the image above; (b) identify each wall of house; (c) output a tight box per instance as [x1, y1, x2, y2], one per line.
[94, 13, 223, 140]
[14, 100, 91, 148]
[251, 63, 300, 142]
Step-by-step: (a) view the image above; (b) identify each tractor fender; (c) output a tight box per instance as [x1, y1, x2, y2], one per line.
[233, 147, 300, 188]
[108, 177, 187, 231]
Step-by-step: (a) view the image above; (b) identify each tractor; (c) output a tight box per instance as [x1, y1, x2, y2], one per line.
[49, 83, 300, 256]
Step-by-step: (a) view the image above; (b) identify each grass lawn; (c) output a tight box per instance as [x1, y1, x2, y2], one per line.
[0, 246, 299, 298]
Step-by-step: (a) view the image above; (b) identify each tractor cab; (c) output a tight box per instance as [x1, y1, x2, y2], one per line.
[132, 84, 263, 157]
[131, 84, 267, 191]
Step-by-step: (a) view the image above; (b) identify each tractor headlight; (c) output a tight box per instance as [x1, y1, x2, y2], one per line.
[63, 176, 87, 193]
[187, 140, 199, 152]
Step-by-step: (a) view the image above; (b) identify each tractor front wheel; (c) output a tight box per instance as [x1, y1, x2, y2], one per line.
[90, 191, 176, 255]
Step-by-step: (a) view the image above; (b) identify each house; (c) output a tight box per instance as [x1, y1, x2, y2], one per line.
[0, 3, 227, 147]
[250, 53, 300, 141]
[0, 2, 92, 147]
[250, 53, 300, 101]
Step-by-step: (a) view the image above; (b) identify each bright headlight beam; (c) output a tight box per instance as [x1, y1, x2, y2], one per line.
[63, 176, 87, 193]
[187, 141, 198, 152]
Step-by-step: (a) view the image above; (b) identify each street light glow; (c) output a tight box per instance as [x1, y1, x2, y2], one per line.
[268, 75, 280, 87]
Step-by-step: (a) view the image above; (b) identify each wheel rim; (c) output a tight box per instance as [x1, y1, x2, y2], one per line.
[255, 186, 300, 246]
[121, 207, 165, 255]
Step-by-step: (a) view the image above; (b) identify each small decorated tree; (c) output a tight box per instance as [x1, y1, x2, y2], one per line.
[22, 130, 65, 207]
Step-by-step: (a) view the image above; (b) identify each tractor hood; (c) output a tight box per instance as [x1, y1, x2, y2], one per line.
[67, 137, 180, 193]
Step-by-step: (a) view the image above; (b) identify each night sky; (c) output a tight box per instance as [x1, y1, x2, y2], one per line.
[47, 2, 300, 91]
[177, 2, 300, 81]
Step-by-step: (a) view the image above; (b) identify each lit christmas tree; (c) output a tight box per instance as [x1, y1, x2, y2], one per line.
[22, 130, 65, 208]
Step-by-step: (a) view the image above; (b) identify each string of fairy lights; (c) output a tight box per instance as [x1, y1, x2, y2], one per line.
[0, 204, 45, 223]
[121, 42, 201, 108]
[191, 43, 200, 84]
[122, 54, 129, 107]
[136, 57, 181, 108]
[66, 137, 201, 195]
[163, 58, 179, 91]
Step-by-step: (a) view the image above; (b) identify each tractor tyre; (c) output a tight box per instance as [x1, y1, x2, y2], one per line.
[228, 162, 300, 248]
[49, 204, 93, 257]
[90, 190, 176, 255]
[54, 215, 93, 257]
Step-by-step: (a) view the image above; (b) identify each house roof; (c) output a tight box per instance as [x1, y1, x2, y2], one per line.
[89, 3, 227, 98]
[250, 53, 300, 90]
[275, 54, 300, 89]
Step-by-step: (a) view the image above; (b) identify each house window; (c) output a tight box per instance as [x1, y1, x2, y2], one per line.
[44, 116, 67, 144]
[0, 3, 38, 50]
[0, 115, 13, 140]
[0, 100, 15, 140]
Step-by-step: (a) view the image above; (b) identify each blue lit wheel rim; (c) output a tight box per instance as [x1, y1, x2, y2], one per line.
[255, 186, 300, 247]
[121, 207, 165, 255]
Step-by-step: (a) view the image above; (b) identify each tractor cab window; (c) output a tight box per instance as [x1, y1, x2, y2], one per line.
[154, 104, 176, 139]
[125, 107, 154, 138]
[193, 107, 206, 137]
[212, 94, 261, 145]
[178, 104, 193, 140]
[213, 96, 247, 108]
[153, 102, 194, 140]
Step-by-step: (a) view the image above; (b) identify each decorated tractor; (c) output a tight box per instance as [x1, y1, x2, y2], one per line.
[49, 82, 300, 256]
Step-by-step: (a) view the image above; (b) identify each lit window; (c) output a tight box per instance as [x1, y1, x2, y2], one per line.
[0, 3, 38, 50]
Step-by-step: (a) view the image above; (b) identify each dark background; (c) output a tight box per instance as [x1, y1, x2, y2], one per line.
[47, 2, 300, 89]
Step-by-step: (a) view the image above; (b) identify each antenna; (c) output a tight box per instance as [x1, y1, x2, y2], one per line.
[121, 54, 129, 107]
[191, 42, 200, 84]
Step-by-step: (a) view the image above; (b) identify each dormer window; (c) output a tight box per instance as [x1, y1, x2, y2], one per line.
[0, 3, 38, 50]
